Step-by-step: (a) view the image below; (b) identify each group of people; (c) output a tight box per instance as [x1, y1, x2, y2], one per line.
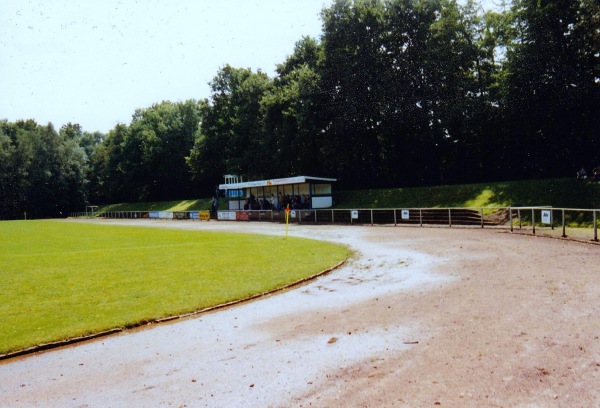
[243, 193, 311, 211]
[576, 167, 600, 181]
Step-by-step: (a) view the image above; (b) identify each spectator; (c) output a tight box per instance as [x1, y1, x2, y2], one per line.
[301, 194, 310, 209]
[279, 193, 285, 210]
[211, 197, 219, 214]
[577, 167, 587, 180]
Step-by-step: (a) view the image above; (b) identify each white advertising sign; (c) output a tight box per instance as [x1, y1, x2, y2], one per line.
[218, 211, 237, 221]
[541, 210, 552, 224]
[351, 210, 359, 219]
[401, 209, 410, 220]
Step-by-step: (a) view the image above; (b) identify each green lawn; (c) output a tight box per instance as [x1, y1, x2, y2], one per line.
[0, 220, 350, 355]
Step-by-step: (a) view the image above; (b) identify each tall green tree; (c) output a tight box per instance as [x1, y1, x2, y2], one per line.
[26, 123, 88, 217]
[421, 0, 495, 184]
[319, 0, 389, 187]
[128, 100, 204, 201]
[318, 0, 491, 187]
[0, 120, 88, 218]
[0, 126, 20, 219]
[502, 0, 600, 177]
[88, 100, 204, 203]
[187, 66, 273, 187]
[261, 36, 326, 177]
[87, 124, 131, 203]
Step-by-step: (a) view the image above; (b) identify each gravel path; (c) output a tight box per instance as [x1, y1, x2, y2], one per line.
[1, 220, 599, 407]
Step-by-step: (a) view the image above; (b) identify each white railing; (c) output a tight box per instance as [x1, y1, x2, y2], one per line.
[71, 206, 599, 242]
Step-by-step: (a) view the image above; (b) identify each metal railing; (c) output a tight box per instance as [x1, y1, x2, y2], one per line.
[72, 206, 599, 242]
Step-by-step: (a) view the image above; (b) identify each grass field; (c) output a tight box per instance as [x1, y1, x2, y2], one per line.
[0, 220, 350, 355]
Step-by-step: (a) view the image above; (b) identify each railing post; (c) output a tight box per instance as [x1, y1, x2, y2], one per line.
[314, 210, 317, 223]
[532, 208, 536, 235]
[371, 209, 373, 226]
[562, 209, 566, 238]
[448, 208, 452, 227]
[419, 209, 423, 227]
[594, 210, 598, 242]
[394, 209, 397, 226]
[510, 207, 513, 232]
[480, 207, 484, 228]
[332, 209, 334, 225]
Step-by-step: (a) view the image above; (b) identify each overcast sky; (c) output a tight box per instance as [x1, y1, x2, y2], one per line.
[0, 0, 502, 134]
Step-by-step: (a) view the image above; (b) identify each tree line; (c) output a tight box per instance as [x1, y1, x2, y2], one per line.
[1, 0, 598, 219]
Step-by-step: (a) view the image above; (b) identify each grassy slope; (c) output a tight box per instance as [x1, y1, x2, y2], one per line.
[99, 198, 219, 213]
[0, 220, 350, 355]
[334, 178, 600, 209]
[97, 178, 599, 213]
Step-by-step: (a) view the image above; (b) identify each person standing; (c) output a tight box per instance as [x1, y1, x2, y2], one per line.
[211, 197, 219, 214]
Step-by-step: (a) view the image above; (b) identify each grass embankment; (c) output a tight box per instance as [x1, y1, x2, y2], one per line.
[334, 178, 600, 210]
[93, 178, 598, 228]
[0, 220, 350, 355]
[334, 178, 600, 227]
[99, 198, 222, 213]
[98, 178, 599, 213]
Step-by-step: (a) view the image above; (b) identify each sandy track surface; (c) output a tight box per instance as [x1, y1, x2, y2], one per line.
[1, 220, 600, 407]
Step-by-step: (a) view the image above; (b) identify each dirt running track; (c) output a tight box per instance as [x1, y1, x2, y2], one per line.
[1, 220, 600, 407]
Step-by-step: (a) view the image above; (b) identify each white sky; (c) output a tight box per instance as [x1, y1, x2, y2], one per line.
[0, 0, 501, 134]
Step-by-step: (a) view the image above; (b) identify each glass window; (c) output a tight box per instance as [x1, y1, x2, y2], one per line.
[313, 184, 332, 195]
[297, 183, 309, 195]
